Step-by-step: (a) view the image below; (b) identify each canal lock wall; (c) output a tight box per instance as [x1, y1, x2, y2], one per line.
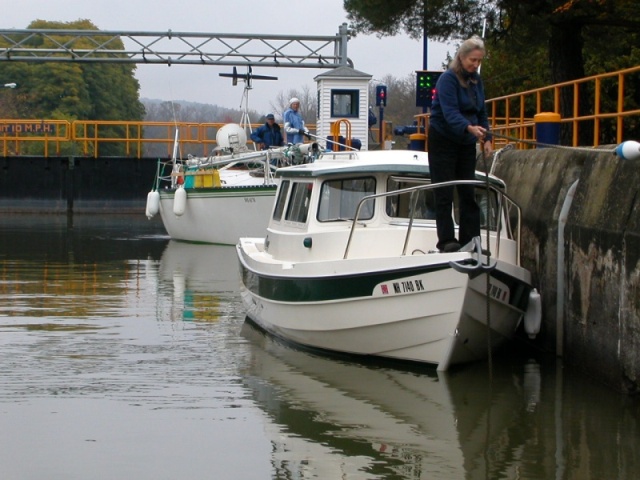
[491, 146, 640, 395]
[0, 155, 159, 213]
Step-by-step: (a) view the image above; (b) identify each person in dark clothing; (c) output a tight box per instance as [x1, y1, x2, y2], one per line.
[427, 35, 493, 253]
[250, 113, 284, 149]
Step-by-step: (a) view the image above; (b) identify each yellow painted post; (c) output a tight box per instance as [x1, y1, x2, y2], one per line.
[534, 112, 561, 147]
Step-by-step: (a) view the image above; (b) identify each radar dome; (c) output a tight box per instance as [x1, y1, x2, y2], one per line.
[216, 124, 247, 150]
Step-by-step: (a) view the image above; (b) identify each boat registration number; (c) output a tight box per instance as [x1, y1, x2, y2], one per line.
[377, 278, 425, 296]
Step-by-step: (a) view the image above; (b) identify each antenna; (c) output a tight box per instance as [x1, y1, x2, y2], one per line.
[219, 67, 278, 138]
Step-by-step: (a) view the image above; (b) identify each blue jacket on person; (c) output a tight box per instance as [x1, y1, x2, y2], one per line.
[429, 68, 491, 145]
[250, 122, 284, 148]
[283, 107, 306, 144]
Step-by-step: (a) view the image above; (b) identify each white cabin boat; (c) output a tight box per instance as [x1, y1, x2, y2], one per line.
[236, 149, 541, 371]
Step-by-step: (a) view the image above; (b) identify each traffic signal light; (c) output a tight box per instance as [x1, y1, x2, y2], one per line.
[375, 85, 387, 107]
[416, 71, 442, 108]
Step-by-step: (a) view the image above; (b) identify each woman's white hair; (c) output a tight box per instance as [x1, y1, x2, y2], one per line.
[450, 35, 486, 84]
[450, 35, 486, 73]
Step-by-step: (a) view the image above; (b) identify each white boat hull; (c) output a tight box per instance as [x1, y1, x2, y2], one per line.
[159, 183, 275, 245]
[237, 244, 531, 370]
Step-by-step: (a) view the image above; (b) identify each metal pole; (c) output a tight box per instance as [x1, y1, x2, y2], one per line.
[422, 1, 428, 114]
[338, 23, 349, 65]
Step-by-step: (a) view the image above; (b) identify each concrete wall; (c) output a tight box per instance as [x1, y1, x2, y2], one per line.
[0, 156, 159, 213]
[492, 146, 640, 394]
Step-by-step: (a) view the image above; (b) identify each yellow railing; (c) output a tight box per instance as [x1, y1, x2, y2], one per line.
[487, 65, 640, 147]
[71, 120, 223, 158]
[0, 120, 70, 157]
[415, 66, 640, 149]
[1, 67, 638, 156]
[0, 120, 279, 158]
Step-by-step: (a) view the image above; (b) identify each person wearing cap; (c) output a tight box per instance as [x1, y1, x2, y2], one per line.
[283, 97, 309, 144]
[250, 113, 284, 150]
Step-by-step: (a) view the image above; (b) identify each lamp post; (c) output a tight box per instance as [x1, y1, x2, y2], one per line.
[1, 83, 17, 117]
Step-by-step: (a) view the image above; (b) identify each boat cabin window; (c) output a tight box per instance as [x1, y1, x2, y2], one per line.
[318, 177, 376, 222]
[285, 182, 313, 224]
[386, 177, 436, 220]
[272, 180, 290, 222]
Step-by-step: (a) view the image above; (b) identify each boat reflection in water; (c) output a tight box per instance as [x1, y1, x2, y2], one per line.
[157, 240, 241, 323]
[240, 320, 541, 479]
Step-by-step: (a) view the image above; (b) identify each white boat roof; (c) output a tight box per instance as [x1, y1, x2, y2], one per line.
[275, 149, 506, 187]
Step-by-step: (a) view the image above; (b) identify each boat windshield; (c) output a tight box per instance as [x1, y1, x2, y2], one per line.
[285, 182, 314, 224]
[386, 176, 500, 230]
[386, 177, 436, 220]
[273, 180, 290, 222]
[317, 176, 376, 222]
[466, 188, 499, 231]
[271, 180, 314, 224]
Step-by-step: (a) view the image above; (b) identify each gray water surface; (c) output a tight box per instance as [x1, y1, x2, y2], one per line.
[0, 215, 638, 480]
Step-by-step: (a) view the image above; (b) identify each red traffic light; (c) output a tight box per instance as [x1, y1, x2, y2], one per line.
[375, 85, 387, 107]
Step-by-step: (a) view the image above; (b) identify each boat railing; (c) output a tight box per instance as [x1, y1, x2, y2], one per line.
[155, 150, 279, 189]
[343, 180, 523, 264]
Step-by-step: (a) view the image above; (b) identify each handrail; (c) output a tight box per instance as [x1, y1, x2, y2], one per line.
[1, 67, 638, 155]
[486, 65, 640, 147]
[343, 179, 523, 264]
[0, 119, 316, 158]
[414, 65, 640, 149]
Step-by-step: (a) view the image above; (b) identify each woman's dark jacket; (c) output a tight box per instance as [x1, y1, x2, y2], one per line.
[429, 68, 490, 145]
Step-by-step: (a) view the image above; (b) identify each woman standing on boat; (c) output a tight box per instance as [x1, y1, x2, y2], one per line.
[428, 35, 493, 253]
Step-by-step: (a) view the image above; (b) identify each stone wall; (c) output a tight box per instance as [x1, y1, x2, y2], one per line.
[492, 146, 640, 394]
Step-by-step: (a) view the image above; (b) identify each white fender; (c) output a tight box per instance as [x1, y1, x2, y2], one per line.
[524, 288, 542, 339]
[615, 140, 640, 161]
[173, 186, 187, 216]
[145, 190, 160, 219]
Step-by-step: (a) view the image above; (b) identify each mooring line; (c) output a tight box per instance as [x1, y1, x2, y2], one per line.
[489, 130, 617, 154]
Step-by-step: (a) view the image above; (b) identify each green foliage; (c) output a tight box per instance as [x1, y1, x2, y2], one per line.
[0, 19, 145, 155]
[344, 0, 640, 143]
[344, 0, 640, 89]
[344, 0, 487, 41]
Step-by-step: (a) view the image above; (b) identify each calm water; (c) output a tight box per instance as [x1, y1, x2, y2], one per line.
[1, 215, 639, 480]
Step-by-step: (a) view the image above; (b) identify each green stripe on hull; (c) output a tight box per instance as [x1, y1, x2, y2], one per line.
[241, 264, 450, 302]
[241, 262, 532, 310]
[160, 186, 276, 199]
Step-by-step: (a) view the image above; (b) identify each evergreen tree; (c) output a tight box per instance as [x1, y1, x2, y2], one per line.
[344, 0, 640, 143]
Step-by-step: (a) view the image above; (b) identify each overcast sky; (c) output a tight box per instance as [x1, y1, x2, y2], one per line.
[7, 0, 454, 114]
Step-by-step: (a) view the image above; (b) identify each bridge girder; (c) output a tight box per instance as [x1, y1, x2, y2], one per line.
[0, 24, 351, 69]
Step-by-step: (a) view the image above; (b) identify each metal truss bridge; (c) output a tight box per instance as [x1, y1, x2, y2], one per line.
[0, 23, 351, 69]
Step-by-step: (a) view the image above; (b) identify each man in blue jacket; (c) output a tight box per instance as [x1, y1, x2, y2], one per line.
[250, 113, 284, 149]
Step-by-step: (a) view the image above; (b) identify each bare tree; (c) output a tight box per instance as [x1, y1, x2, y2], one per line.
[270, 84, 317, 123]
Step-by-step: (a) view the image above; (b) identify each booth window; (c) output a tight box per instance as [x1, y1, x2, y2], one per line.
[331, 89, 359, 118]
